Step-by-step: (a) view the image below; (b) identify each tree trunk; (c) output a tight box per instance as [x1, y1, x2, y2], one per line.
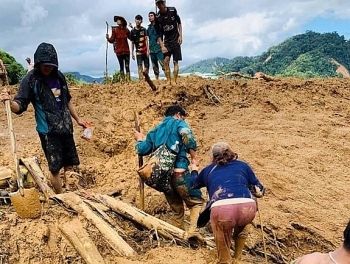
[52, 192, 135, 257]
[92, 193, 186, 240]
[59, 219, 106, 264]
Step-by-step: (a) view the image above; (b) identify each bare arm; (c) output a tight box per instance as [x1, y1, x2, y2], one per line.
[0, 60, 6, 73]
[177, 22, 183, 44]
[189, 149, 198, 166]
[68, 100, 85, 127]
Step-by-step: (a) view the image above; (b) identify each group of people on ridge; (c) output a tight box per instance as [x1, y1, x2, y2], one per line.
[106, 0, 182, 85]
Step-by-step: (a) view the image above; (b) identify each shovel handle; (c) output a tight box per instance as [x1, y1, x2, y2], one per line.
[5, 100, 24, 192]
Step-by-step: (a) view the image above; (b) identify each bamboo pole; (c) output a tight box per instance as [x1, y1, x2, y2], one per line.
[134, 111, 145, 210]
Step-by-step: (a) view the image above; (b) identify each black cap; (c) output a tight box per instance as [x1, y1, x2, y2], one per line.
[164, 105, 186, 117]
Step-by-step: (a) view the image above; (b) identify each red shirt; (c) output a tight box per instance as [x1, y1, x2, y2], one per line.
[108, 26, 130, 55]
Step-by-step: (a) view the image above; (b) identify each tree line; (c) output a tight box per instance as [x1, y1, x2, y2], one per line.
[184, 31, 350, 78]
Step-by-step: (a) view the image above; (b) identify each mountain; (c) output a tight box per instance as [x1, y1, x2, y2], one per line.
[181, 57, 230, 74]
[182, 31, 350, 78]
[64, 71, 104, 83]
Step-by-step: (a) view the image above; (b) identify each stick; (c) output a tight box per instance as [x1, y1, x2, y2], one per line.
[134, 111, 145, 210]
[105, 21, 109, 84]
[143, 71, 157, 91]
[257, 201, 268, 264]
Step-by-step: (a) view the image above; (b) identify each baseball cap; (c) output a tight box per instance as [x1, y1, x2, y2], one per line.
[42, 62, 58, 67]
[135, 14, 143, 20]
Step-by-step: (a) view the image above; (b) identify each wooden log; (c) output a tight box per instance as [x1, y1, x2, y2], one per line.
[92, 193, 186, 240]
[20, 157, 55, 201]
[59, 219, 106, 264]
[52, 192, 135, 257]
[91, 193, 218, 248]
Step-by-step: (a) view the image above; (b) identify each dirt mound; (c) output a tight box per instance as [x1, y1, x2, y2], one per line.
[330, 58, 350, 77]
[1, 76, 350, 263]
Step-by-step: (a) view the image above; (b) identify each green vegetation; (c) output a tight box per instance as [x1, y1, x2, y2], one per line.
[64, 72, 80, 85]
[183, 31, 350, 78]
[0, 50, 26, 85]
[181, 57, 230, 74]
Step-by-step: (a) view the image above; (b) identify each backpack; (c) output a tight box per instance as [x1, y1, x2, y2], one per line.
[137, 120, 178, 193]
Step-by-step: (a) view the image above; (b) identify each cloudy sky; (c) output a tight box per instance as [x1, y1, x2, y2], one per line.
[1, 0, 350, 77]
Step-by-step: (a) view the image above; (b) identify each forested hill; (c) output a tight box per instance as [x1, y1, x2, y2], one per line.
[181, 57, 230, 74]
[181, 31, 350, 78]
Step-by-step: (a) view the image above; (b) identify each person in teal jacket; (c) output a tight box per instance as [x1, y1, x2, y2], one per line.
[134, 105, 204, 241]
[147, 11, 164, 80]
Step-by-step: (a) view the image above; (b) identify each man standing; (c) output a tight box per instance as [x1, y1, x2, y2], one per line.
[0, 55, 8, 86]
[130, 14, 150, 80]
[0, 42, 86, 194]
[155, 0, 182, 85]
[147, 12, 164, 80]
[134, 105, 204, 241]
[25, 57, 34, 72]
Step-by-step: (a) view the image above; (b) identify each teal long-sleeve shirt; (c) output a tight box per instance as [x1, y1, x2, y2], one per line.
[135, 116, 197, 169]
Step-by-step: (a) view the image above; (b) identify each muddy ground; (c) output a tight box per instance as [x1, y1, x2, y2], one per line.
[0, 76, 349, 263]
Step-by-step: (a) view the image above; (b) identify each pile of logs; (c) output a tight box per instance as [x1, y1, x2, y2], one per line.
[51, 192, 216, 263]
[7, 156, 216, 263]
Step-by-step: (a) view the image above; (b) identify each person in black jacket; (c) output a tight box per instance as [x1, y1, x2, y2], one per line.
[155, 0, 182, 85]
[0, 42, 86, 194]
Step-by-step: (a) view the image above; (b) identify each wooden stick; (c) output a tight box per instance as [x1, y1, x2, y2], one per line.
[257, 201, 268, 264]
[134, 111, 145, 210]
[143, 71, 157, 91]
[59, 219, 106, 264]
[105, 21, 109, 84]
[52, 192, 135, 257]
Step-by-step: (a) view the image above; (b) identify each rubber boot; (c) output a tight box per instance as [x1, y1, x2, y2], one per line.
[126, 72, 131, 82]
[233, 225, 250, 263]
[138, 67, 143, 81]
[164, 64, 171, 85]
[120, 72, 125, 83]
[185, 206, 203, 242]
[173, 62, 179, 85]
[171, 203, 185, 229]
[232, 236, 247, 263]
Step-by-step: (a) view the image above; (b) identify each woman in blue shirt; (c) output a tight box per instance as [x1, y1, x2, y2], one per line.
[191, 142, 265, 264]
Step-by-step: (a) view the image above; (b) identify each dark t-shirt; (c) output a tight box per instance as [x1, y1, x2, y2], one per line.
[45, 77, 62, 109]
[156, 7, 181, 45]
[130, 26, 148, 55]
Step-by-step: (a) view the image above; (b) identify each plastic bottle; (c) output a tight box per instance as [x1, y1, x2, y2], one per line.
[170, 141, 179, 153]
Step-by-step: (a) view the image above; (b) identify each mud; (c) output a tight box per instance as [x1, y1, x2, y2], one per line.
[0, 76, 350, 263]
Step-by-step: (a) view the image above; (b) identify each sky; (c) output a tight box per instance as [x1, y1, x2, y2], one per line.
[1, 0, 350, 77]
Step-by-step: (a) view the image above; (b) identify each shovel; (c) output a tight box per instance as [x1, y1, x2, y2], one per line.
[5, 99, 41, 218]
